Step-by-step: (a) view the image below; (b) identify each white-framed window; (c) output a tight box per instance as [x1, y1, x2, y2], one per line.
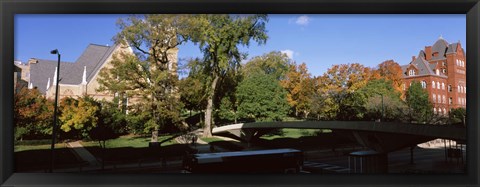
[448, 85, 452, 92]
[458, 85, 460, 93]
[434, 108, 437, 114]
[449, 97, 452, 104]
[421, 81, 427, 89]
[436, 69, 440, 75]
[456, 59, 459, 66]
[433, 94, 436, 103]
[432, 81, 436, 89]
[442, 95, 446, 104]
[443, 108, 447, 115]
[442, 83, 445, 90]
[437, 82, 440, 89]
[408, 69, 415, 76]
[442, 69, 447, 74]
[461, 86, 464, 93]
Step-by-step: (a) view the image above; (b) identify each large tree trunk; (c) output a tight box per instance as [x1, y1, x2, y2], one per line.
[203, 75, 220, 138]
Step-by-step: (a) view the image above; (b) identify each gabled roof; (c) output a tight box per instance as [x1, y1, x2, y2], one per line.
[29, 44, 117, 94]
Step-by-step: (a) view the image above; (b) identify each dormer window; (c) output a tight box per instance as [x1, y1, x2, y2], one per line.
[435, 69, 440, 75]
[408, 69, 415, 76]
[442, 69, 446, 74]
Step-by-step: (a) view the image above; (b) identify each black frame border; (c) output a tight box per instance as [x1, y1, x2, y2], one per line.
[1, 0, 479, 186]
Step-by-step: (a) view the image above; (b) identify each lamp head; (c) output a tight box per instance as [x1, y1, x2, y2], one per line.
[50, 49, 58, 54]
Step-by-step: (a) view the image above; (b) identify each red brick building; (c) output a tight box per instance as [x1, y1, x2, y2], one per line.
[401, 37, 466, 116]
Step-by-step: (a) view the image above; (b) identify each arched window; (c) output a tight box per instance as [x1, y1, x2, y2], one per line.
[421, 81, 427, 89]
[437, 82, 440, 89]
[432, 81, 436, 89]
[433, 94, 436, 103]
[441, 83, 445, 90]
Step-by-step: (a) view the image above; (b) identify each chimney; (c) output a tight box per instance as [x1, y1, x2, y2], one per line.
[411, 56, 416, 62]
[425, 46, 432, 61]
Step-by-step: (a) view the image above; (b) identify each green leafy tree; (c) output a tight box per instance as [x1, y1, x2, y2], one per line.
[98, 15, 197, 142]
[193, 14, 268, 137]
[449, 107, 466, 125]
[59, 96, 100, 139]
[14, 86, 53, 140]
[406, 81, 434, 123]
[242, 51, 292, 80]
[236, 73, 289, 122]
[358, 79, 407, 121]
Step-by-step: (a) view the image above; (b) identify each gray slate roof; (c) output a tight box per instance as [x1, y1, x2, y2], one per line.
[29, 44, 117, 94]
[403, 38, 460, 79]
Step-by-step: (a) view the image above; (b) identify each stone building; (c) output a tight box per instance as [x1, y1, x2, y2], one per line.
[401, 36, 466, 115]
[24, 43, 134, 101]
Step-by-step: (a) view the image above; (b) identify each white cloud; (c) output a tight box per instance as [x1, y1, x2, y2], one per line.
[295, 15, 310, 26]
[281, 49, 295, 59]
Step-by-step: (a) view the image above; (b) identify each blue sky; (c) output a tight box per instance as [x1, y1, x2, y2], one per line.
[15, 14, 466, 77]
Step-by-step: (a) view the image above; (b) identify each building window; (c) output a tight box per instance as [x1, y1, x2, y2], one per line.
[421, 81, 427, 89]
[458, 85, 460, 93]
[437, 82, 440, 89]
[433, 94, 436, 103]
[449, 97, 452, 104]
[408, 69, 415, 76]
[443, 108, 447, 115]
[441, 83, 445, 90]
[434, 108, 437, 114]
[442, 69, 446, 74]
[448, 85, 452, 92]
[402, 83, 406, 91]
[442, 62, 446, 66]
[432, 81, 436, 89]
[456, 59, 459, 66]
[436, 69, 440, 75]
[442, 95, 446, 104]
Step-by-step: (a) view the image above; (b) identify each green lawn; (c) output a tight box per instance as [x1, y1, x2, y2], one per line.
[15, 142, 68, 152]
[200, 137, 224, 143]
[262, 129, 331, 140]
[81, 134, 176, 148]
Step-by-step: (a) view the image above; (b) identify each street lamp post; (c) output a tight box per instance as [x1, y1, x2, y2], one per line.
[50, 49, 60, 173]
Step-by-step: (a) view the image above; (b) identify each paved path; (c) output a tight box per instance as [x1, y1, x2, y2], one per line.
[66, 141, 100, 166]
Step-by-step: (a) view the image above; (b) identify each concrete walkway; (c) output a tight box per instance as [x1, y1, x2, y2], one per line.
[66, 141, 100, 166]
